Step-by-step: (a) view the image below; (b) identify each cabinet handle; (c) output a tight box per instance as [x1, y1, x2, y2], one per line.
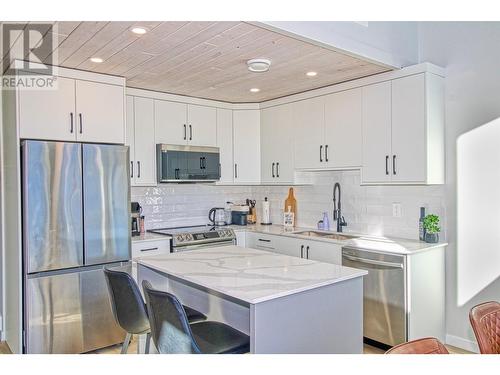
[272, 162, 275, 178]
[276, 162, 280, 178]
[70, 112, 74, 133]
[130, 161, 134, 178]
[200, 157, 203, 169]
[137, 161, 141, 178]
[140, 247, 158, 252]
[385, 155, 389, 175]
[325, 145, 329, 162]
[258, 238, 271, 242]
[234, 164, 238, 179]
[319, 145, 323, 162]
[300, 245, 304, 258]
[393, 155, 397, 175]
[79, 113, 83, 134]
[183, 124, 187, 140]
[175, 168, 179, 179]
[189, 124, 192, 140]
[306, 245, 310, 259]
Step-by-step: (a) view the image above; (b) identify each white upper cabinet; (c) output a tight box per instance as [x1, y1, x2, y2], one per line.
[293, 96, 325, 169]
[216, 108, 234, 184]
[126, 96, 156, 186]
[391, 74, 426, 183]
[154, 101, 216, 147]
[324, 88, 362, 168]
[75, 80, 125, 144]
[133, 97, 156, 185]
[154, 100, 187, 145]
[361, 73, 444, 184]
[18, 75, 125, 144]
[261, 103, 294, 184]
[19, 76, 76, 141]
[125, 96, 135, 183]
[362, 81, 392, 183]
[187, 104, 217, 147]
[233, 110, 260, 184]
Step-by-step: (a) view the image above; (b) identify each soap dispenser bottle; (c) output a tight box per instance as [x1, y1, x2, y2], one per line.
[322, 212, 330, 231]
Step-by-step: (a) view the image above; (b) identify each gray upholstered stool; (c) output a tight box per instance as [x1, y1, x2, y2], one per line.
[142, 280, 250, 354]
[104, 268, 206, 353]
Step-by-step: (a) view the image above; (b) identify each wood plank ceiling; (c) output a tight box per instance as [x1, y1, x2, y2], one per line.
[1, 21, 391, 102]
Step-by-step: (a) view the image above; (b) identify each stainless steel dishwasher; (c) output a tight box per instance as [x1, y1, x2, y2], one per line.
[342, 246, 407, 347]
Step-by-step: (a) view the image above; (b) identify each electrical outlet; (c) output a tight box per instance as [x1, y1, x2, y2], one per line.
[392, 203, 402, 217]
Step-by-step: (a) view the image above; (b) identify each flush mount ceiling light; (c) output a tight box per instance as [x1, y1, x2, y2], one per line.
[306, 71, 318, 77]
[249, 88, 260, 93]
[89, 57, 103, 63]
[131, 26, 148, 35]
[247, 58, 271, 73]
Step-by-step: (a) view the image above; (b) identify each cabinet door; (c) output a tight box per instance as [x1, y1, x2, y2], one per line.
[75, 81, 125, 144]
[261, 104, 294, 184]
[391, 74, 426, 182]
[133, 97, 156, 185]
[125, 96, 135, 183]
[361, 82, 392, 183]
[154, 100, 187, 145]
[324, 88, 362, 168]
[293, 96, 325, 169]
[187, 104, 217, 146]
[273, 236, 303, 258]
[19, 76, 76, 141]
[216, 108, 233, 183]
[305, 240, 342, 265]
[233, 110, 260, 184]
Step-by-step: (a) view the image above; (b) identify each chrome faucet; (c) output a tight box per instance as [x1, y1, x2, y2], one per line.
[333, 182, 347, 232]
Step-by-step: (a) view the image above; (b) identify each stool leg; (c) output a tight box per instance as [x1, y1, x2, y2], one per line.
[121, 332, 132, 354]
[145, 333, 151, 354]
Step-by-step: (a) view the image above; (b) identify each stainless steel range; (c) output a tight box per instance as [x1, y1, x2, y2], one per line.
[149, 225, 236, 252]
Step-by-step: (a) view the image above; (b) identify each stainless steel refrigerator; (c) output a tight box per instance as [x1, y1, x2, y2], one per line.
[21, 140, 130, 353]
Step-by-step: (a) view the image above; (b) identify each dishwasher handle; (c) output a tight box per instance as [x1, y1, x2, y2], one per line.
[342, 254, 403, 269]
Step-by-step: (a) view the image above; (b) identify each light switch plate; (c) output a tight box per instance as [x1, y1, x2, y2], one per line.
[392, 203, 402, 217]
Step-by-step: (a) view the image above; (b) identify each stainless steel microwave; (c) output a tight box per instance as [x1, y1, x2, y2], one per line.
[157, 144, 221, 183]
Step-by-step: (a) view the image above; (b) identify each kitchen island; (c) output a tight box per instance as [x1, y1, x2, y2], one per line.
[137, 246, 367, 354]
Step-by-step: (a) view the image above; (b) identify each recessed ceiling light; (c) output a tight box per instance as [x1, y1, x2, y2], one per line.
[131, 27, 148, 35]
[249, 88, 260, 93]
[90, 57, 103, 63]
[306, 71, 318, 77]
[247, 58, 271, 73]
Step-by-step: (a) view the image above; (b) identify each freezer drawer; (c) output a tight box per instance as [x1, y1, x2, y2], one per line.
[83, 144, 130, 265]
[22, 141, 84, 273]
[25, 265, 127, 353]
[342, 247, 407, 346]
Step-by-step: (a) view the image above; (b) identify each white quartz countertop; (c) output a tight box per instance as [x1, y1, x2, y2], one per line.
[132, 232, 171, 243]
[137, 245, 367, 304]
[234, 224, 447, 255]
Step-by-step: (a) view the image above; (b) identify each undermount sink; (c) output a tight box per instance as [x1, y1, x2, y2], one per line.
[291, 230, 358, 241]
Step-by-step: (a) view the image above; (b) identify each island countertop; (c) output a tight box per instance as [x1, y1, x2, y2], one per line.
[137, 245, 367, 304]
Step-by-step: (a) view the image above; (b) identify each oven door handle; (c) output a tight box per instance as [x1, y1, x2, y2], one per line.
[174, 240, 235, 251]
[342, 254, 403, 269]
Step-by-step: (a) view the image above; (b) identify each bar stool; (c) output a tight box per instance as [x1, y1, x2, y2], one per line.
[469, 301, 500, 354]
[104, 268, 207, 354]
[142, 280, 250, 354]
[385, 337, 449, 354]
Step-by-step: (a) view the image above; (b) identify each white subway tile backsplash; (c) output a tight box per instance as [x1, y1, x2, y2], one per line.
[132, 170, 446, 240]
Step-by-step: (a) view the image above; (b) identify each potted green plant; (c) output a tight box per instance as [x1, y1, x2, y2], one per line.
[423, 214, 441, 243]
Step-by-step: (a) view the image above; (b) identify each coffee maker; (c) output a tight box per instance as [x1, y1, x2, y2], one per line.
[131, 202, 142, 236]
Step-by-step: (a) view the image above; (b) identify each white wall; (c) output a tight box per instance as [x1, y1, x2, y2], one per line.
[418, 21, 500, 351]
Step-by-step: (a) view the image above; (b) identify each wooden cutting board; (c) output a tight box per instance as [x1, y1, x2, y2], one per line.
[284, 187, 297, 223]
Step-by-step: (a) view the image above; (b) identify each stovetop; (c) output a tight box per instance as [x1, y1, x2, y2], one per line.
[148, 225, 235, 247]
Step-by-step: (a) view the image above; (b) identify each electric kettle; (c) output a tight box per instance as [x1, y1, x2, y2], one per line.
[209, 207, 227, 226]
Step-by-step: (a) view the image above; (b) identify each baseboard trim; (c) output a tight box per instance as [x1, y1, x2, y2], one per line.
[446, 334, 479, 353]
